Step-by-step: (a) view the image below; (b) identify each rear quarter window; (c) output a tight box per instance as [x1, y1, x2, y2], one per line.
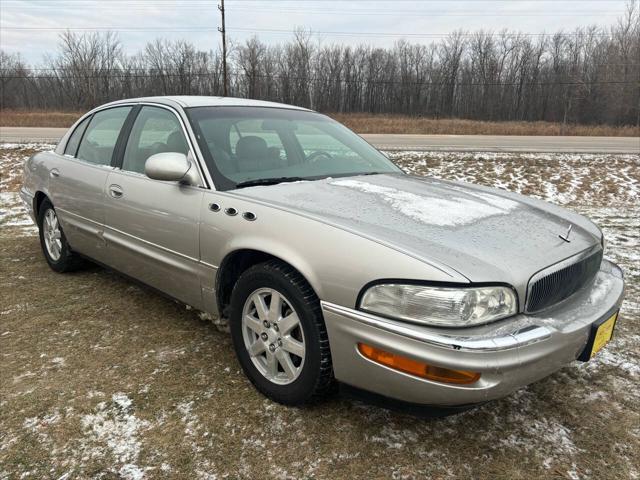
[77, 107, 132, 166]
[63, 115, 91, 157]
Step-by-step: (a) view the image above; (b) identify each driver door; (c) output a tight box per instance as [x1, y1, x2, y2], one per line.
[103, 105, 205, 308]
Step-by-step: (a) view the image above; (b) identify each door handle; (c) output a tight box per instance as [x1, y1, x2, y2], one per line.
[108, 184, 123, 198]
[50, 168, 60, 178]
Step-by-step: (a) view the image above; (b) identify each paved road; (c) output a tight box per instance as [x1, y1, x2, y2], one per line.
[1, 127, 68, 144]
[1, 126, 638, 153]
[362, 133, 639, 153]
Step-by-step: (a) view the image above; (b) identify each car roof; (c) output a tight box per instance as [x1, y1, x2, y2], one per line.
[103, 95, 313, 111]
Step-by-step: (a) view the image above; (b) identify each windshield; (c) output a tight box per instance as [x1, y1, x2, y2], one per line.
[186, 106, 401, 190]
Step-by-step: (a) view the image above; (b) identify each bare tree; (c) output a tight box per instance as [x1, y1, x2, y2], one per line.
[2, 4, 638, 126]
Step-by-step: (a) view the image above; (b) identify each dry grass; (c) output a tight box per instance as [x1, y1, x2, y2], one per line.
[1, 109, 639, 137]
[0, 110, 83, 128]
[330, 112, 640, 137]
[0, 227, 637, 479]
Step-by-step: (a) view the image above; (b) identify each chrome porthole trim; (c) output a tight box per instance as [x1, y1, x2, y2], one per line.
[241, 288, 306, 385]
[43, 208, 63, 261]
[242, 211, 257, 221]
[225, 207, 238, 216]
[209, 203, 221, 212]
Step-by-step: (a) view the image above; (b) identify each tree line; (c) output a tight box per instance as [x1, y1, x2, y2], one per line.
[1, 3, 638, 126]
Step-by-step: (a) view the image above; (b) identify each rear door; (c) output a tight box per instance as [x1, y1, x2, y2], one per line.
[103, 105, 206, 308]
[51, 106, 133, 263]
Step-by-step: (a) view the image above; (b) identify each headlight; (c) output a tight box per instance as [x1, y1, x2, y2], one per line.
[359, 283, 517, 327]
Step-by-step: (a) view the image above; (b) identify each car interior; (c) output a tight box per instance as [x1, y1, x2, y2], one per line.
[196, 118, 379, 185]
[124, 128, 190, 174]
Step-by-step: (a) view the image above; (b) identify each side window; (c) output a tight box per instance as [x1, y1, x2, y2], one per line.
[122, 106, 189, 174]
[63, 115, 91, 157]
[77, 107, 132, 166]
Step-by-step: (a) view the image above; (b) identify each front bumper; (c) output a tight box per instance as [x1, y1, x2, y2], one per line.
[322, 260, 625, 407]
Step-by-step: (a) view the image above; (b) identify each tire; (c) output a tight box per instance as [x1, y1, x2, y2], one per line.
[229, 260, 335, 405]
[37, 199, 86, 272]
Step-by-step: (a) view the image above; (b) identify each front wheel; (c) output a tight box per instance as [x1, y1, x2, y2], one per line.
[229, 260, 335, 405]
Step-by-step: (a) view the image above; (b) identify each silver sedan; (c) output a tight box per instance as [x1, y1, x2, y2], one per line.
[21, 96, 625, 412]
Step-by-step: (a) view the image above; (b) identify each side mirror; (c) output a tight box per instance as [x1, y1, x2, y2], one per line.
[145, 152, 199, 185]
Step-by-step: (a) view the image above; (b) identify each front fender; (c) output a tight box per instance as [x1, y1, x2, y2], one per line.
[199, 192, 469, 309]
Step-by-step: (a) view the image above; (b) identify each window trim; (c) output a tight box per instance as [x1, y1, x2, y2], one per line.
[72, 114, 93, 159]
[186, 109, 237, 191]
[112, 102, 211, 189]
[117, 104, 190, 175]
[112, 105, 142, 169]
[60, 113, 91, 157]
[60, 100, 214, 190]
[72, 105, 136, 167]
[185, 106, 401, 191]
[63, 114, 93, 158]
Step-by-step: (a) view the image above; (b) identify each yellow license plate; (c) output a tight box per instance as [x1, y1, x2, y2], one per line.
[590, 311, 618, 358]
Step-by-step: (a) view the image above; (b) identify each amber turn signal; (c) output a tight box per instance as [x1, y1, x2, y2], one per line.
[357, 343, 480, 385]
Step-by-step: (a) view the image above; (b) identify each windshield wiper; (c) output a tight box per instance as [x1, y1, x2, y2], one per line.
[234, 176, 306, 189]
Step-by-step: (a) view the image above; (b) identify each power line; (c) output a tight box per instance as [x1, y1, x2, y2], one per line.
[0, 2, 624, 15]
[226, 28, 620, 38]
[0, 26, 621, 37]
[6, 65, 637, 73]
[225, 8, 625, 17]
[0, 27, 217, 31]
[1, 0, 628, 2]
[2, 71, 636, 87]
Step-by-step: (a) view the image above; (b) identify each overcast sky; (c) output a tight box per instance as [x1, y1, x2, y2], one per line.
[0, 0, 632, 64]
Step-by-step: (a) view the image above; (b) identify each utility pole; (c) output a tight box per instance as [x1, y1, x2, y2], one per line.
[218, 0, 228, 96]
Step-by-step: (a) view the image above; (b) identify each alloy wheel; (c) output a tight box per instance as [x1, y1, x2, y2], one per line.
[241, 288, 306, 385]
[43, 209, 62, 261]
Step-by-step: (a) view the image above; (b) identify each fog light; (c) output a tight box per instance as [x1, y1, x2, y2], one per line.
[357, 343, 480, 385]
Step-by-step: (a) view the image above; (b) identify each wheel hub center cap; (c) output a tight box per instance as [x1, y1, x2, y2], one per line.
[265, 328, 279, 345]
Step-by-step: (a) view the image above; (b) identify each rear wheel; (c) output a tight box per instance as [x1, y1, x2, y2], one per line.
[229, 260, 335, 405]
[38, 200, 86, 272]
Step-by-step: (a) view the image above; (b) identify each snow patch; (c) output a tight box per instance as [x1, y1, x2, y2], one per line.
[501, 417, 578, 455]
[176, 400, 200, 437]
[80, 393, 149, 479]
[331, 179, 518, 226]
[197, 310, 230, 333]
[13, 371, 36, 383]
[50, 357, 66, 367]
[590, 348, 640, 377]
[0, 192, 36, 233]
[0, 142, 54, 150]
[588, 273, 615, 304]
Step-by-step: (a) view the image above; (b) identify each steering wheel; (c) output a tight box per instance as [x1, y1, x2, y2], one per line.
[306, 150, 333, 163]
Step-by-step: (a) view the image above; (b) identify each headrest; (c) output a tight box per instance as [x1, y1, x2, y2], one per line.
[236, 136, 268, 160]
[167, 130, 188, 154]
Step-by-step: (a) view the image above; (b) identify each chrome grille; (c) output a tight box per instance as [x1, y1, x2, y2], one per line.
[526, 249, 603, 312]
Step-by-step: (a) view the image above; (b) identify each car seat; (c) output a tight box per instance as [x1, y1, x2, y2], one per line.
[236, 136, 281, 172]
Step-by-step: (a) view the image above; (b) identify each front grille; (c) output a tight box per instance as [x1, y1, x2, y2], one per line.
[526, 249, 603, 312]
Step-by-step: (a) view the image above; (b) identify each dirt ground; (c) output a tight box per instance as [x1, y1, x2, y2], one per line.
[1, 144, 639, 479]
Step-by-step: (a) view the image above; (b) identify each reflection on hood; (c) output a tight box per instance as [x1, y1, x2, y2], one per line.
[330, 179, 519, 227]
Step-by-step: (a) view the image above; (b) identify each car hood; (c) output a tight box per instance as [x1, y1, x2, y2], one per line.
[233, 173, 601, 288]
